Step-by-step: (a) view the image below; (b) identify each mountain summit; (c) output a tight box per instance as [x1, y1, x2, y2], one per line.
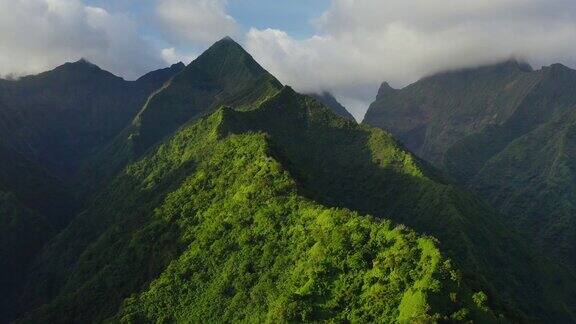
[132, 36, 282, 153]
[80, 37, 283, 196]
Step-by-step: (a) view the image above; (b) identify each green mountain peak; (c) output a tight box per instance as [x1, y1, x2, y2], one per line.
[78, 38, 283, 199]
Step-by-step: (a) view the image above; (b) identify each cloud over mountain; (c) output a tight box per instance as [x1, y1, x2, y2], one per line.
[245, 0, 576, 117]
[0, 0, 575, 117]
[0, 0, 163, 79]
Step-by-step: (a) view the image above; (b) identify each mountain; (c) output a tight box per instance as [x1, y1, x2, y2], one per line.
[363, 60, 576, 272]
[307, 92, 356, 121]
[80, 37, 282, 197]
[10, 40, 576, 323]
[0, 60, 184, 320]
[0, 139, 74, 318]
[2, 38, 576, 323]
[0, 59, 184, 176]
[16, 88, 495, 323]
[363, 60, 538, 165]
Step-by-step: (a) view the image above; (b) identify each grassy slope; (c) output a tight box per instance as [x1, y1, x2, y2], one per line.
[222, 88, 576, 322]
[22, 103, 493, 323]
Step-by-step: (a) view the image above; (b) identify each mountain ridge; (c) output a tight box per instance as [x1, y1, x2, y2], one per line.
[0, 59, 184, 176]
[364, 59, 576, 274]
[306, 91, 356, 121]
[14, 87, 502, 323]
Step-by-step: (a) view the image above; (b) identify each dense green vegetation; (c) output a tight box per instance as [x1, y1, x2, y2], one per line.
[0, 189, 52, 318]
[468, 109, 576, 272]
[0, 140, 73, 319]
[20, 105, 495, 323]
[0, 59, 183, 320]
[222, 87, 576, 322]
[80, 37, 283, 198]
[364, 60, 576, 274]
[17, 85, 576, 323]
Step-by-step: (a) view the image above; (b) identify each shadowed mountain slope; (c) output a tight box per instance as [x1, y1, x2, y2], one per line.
[0, 59, 184, 176]
[307, 91, 356, 121]
[363, 60, 576, 273]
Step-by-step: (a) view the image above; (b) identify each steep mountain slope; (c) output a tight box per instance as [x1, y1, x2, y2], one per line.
[218, 87, 576, 322]
[17, 90, 498, 323]
[468, 109, 576, 271]
[307, 92, 356, 121]
[0, 60, 184, 321]
[17, 86, 576, 323]
[0, 186, 51, 318]
[81, 37, 282, 196]
[444, 63, 576, 182]
[0, 139, 74, 228]
[5, 39, 576, 323]
[363, 60, 539, 165]
[0, 60, 184, 176]
[0, 139, 74, 318]
[363, 61, 576, 272]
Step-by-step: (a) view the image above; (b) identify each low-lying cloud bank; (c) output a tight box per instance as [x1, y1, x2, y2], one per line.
[0, 0, 575, 118]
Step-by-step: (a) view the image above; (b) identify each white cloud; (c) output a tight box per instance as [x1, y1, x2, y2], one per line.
[245, 0, 576, 119]
[161, 47, 196, 65]
[155, 0, 238, 45]
[0, 0, 165, 80]
[1, 0, 575, 119]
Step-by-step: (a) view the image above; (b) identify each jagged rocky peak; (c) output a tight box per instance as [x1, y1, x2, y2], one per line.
[377, 81, 396, 97]
[171, 61, 186, 69]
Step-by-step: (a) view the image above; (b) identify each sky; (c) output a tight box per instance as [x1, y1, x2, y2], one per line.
[1, 0, 575, 120]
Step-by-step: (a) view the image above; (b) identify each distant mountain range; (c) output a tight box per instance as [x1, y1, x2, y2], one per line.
[307, 92, 356, 121]
[1, 38, 575, 323]
[364, 59, 576, 276]
[0, 59, 185, 177]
